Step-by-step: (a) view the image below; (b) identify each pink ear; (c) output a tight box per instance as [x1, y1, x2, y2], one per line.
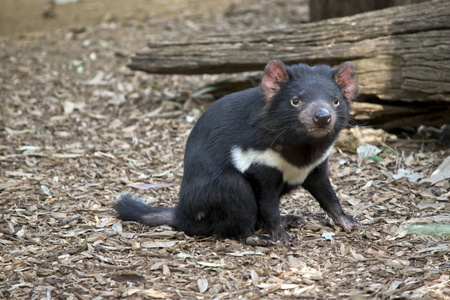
[335, 62, 358, 101]
[262, 60, 289, 99]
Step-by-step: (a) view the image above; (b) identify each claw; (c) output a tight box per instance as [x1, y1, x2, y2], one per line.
[275, 237, 299, 248]
[281, 214, 305, 229]
[244, 233, 299, 248]
[244, 235, 273, 246]
[271, 226, 299, 248]
[328, 213, 362, 232]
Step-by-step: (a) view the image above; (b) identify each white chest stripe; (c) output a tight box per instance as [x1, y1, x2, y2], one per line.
[231, 146, 333, 185]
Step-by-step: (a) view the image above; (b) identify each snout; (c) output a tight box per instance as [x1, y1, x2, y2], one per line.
[299, 100, 337, 139]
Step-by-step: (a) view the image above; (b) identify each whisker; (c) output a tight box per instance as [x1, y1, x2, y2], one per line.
[270, 127, 289, 149]
[247, 111, 298, 132]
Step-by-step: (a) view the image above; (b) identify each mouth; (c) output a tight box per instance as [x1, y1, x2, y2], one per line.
[308, 126, 332, 138]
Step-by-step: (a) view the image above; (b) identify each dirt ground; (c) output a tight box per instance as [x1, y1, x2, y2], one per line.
[0, 0, 248, 38]
[0, 0, 449, 299]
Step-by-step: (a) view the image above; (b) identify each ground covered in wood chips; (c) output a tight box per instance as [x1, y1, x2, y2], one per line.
[1, 1, 449, 299]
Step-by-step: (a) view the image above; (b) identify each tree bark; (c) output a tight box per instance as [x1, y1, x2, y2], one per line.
[129, 0, 450, 103]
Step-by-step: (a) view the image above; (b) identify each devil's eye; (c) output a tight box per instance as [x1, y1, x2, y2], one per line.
[333, 97, 340, 106]
[291, 97, 300, 107]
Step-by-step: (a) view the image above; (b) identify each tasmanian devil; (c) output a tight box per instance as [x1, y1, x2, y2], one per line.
[115, 60, 362, 246]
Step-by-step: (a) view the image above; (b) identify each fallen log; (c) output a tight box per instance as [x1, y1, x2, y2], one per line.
[129, 0, 450, 103]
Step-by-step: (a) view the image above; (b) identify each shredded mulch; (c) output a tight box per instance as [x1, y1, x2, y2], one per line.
[0, 0, 449, 298]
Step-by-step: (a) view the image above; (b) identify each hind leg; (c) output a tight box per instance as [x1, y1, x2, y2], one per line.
[176, 168, 259, 240]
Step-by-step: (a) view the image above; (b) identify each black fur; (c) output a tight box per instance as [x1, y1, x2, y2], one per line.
[114, 194, 176, 227]
[115, 61, 361, 246]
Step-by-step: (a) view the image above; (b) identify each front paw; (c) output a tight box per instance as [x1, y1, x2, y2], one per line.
[244, 235, 274, 246]
[271, 227, 299, 248]
[274, 237, 299, 248]
[330, 213, 362, 232]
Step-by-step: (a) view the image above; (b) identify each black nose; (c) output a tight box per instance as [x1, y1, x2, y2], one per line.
[313, 108, 331, 126]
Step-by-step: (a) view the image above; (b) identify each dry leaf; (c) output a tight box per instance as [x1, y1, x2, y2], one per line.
[349, 248, 365, 260]
[250, 269, 260, 285]
[141, 241, 177, 248]
[198, 278, 208, 293]
[421, 156, 450, 185]
[123, 288, 169, 298]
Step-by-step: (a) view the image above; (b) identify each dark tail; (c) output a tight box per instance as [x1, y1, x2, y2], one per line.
[114, 193, 176, 228]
